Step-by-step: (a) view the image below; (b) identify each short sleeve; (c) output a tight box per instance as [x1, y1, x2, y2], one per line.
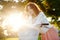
[33, 12, 50, 33]
[38, 12, 49, 23]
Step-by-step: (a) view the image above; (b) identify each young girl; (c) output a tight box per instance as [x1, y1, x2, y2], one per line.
[19, 2, 40, 40]
[19, 2, 59, 40]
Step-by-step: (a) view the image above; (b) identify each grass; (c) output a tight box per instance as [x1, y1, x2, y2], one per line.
[5, 38, 18, 40]
[5, 37, 41, 40]
[38, 36, 41, 40]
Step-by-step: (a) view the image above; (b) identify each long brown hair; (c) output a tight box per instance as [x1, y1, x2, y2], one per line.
[25, 2, 42, 16]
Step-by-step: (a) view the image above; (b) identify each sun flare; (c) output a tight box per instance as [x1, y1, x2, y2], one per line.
[2, 12, 27, 32]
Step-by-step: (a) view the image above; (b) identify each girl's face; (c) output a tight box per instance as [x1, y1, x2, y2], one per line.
[27, 6, 36, 17]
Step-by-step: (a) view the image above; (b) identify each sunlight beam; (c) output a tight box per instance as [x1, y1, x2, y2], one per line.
[2, 12, 27, 32]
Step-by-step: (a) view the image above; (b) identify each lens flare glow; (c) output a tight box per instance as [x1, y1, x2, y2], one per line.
[2, 12, 27, 32]
[14, 0, 19, 2]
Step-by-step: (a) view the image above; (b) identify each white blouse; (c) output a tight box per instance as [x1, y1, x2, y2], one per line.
[19, 11, 52, 40]
[19, 15, 39, 40]
[33, 12, 52, 33]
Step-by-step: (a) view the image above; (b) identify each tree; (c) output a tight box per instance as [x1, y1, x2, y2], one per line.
[42, 0, 60, 29]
